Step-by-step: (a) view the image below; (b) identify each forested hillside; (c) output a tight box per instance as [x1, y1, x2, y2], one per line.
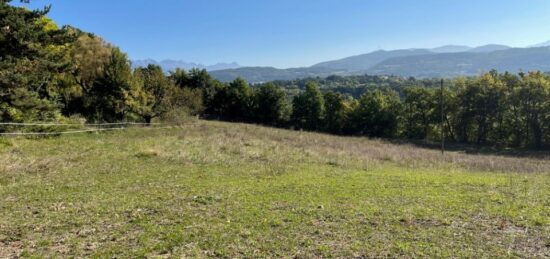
[1, 1, 550, 149]
[269, 75, 444, 98]
[210, 66, 345, 83]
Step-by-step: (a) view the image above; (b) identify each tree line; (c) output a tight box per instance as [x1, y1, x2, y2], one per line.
[216, 71, 550, 149]
[1, 1, 549, 148]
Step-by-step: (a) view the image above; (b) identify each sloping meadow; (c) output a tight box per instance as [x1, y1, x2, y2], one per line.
[0, 121, 549, 257]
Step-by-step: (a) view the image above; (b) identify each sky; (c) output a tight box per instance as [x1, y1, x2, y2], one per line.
[13, 0, 550, 68]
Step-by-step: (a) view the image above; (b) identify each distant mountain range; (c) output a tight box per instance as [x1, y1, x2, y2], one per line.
[311, 49, 433, 72]
[210, 43, 550, 82]
[134, 41, 550, 82]
[131, 59, 240, 72]
[367, 47, 550, 78]
[529, 40, 550, 48]
[430, 45, 472, 53]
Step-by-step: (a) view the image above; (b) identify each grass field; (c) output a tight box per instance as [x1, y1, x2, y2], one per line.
[1, 120, 549, 257]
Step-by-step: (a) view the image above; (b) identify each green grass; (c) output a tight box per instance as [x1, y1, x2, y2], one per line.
[1, 121, 549, 257]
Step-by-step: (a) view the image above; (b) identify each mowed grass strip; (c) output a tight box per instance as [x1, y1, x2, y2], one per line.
[0, 120, 549, 257]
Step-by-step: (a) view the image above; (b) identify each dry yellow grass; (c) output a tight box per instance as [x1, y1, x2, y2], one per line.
[192, 121, 550, 173]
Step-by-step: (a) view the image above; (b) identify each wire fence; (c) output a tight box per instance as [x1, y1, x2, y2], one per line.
[0, 122, 161, 126]
[0, 122, 184, 136]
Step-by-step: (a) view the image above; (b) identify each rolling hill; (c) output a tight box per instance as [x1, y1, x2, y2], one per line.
[311, 49, 433, 72]
[467, 44, 510, 53]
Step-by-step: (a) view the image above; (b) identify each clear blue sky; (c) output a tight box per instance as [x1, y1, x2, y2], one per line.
[14, 0, 550, 68]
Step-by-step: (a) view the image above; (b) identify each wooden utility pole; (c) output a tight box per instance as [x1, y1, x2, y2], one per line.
[440, 79, 445, 155]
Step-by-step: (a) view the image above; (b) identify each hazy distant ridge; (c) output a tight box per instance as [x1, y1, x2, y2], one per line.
[132, 59, 240, 71]
[211, 43, 550, 82]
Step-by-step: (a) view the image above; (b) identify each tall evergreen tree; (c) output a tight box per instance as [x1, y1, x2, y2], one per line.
[0, 1, 75, 122]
